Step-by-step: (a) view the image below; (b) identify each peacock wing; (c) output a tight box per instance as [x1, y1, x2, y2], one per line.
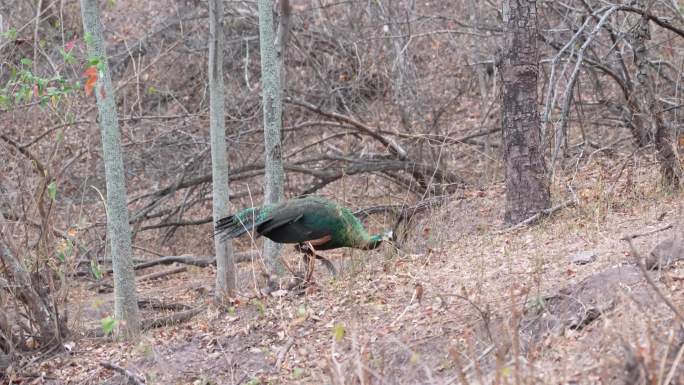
[256, 210, 331, 244]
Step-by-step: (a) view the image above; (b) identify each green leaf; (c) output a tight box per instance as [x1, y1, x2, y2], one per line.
[253, 299, 265, 316]
[101, 316, 116, 336]
[90, 259, 103, 280]
[20, 58, 32, 67]
[2, 28, 17, 40]
[56, 251, 65, 263]
[65, 239, 73, 257]
[146, 85, 157, 95]
[297, 305, 306, 317]
[333, 323, 345, 342]
[47, 181, 57, 201]
[84, 32, 94, 46]
[291, 367, 304, 379]
[88, 57, 101, 67]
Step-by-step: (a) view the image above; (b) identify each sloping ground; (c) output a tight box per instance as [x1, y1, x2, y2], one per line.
[19, 163, 684, 384]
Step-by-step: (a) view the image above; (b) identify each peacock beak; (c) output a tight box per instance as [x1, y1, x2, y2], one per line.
[385, 230, 402, 251]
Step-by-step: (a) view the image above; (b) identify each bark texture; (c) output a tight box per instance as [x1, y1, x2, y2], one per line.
[629, 2, 680, 187]
[499, 0, 550, 224]
[258, 0, 286, 276]
[80, 0, 140, 337]
[208, 0, 235, 297]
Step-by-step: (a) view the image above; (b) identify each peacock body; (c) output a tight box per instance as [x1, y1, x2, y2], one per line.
[215, 196, 391, 251]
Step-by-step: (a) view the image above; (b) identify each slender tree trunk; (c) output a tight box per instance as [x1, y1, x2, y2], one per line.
[80, 0, 140, 337]
[629, 3, 680, 187]
[499, 0, 550, 224]
[258, 0, 285, 276]
[276, 0, 290, 82]
[208, 0, 235, 298]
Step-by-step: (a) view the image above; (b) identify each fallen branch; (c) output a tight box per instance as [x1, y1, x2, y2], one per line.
[137, 298, 192, 311]
[85, 304, 206, 338]
[620, 223, 673, 241]
[105, 251, 258, 274]
[104, 255, 211, 274]
[100, 361, 145, 385]
[141, 304, 207, 330]
[496, 199, 575, 234]
[89, 252, 258, 291]
[138, 266, 188, 282]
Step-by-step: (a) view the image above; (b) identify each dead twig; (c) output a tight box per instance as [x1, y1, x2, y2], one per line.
[286, 97, 408, 159]
[137, 266, 188, 282]
[496, 199, 575, 234]
[620, 223, 673, 241]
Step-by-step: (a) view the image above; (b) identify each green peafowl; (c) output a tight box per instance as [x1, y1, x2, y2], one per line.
[215, 195, 394, 278]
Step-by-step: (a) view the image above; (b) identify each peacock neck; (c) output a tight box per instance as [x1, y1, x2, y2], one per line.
[361, 234, 384, 250]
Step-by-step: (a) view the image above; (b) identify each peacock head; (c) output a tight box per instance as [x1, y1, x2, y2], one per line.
[366, 229, 397, 250]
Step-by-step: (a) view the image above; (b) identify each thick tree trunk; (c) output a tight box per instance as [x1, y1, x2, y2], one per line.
[208, 0, 235, 298]
[80, 0, 140, 337]
[258, 0, 286, 276]
[499, 0, 550, 224]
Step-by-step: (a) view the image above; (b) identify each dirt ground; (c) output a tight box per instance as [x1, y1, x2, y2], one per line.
[9, 163, 684, 385]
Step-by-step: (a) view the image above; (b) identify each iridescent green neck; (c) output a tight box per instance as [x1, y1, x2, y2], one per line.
[362, 234, 385, 250]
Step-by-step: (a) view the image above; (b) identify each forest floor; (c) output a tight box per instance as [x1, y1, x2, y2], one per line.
[16, 163, 684, 385]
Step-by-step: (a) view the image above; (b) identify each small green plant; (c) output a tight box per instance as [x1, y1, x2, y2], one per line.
[1, 28, 18, 40]
[54, 238, 72, 263]
[291, 367, 305, 379]
[0, 58, 76, 109]
[333, 323, 345, 342]
[101, 316, 117, 337]
[90, 259, 103, 280]
[245, 378, 260, 385]
[252, 299, 266, 317]
[47, 181, 57, 201]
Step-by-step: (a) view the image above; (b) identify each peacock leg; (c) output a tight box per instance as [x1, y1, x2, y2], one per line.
[296, 243, 337, 277]
[304, 242, 316, 282]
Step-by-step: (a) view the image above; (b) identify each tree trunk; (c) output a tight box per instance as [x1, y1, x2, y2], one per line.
[258, 0, 286, 276]
[499, 0, 550, 224]
[208, 0, 236, 299]
[80, 0, 140, 337]
[629, 4, 680, 188]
